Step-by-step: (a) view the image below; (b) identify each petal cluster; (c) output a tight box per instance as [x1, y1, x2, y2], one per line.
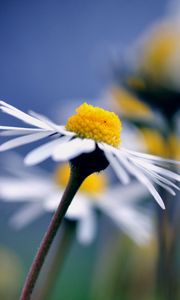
[0, 101, 179, 209]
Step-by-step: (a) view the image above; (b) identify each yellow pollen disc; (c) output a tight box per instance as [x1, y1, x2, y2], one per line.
[54, 164, 107, 195]
[111, 88, 152, 119]
[66, 103, 121, 148]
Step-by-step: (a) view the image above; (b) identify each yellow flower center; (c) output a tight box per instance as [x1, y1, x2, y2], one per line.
[66, 103, 121, 148]
[111, 88, 152, 119]
[54, 163, 107, 195]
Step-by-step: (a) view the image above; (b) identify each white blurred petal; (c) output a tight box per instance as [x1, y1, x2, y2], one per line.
[0, 152, 50, 178]
[100, 182, 148, 204]
[43, 191, 65, 212]
[65, 195, 90, 219]
[76, 211, 97, 245]
[0, 178, 53, 201]
[10, 203, 44, 229]
[99, 199, 153, 245]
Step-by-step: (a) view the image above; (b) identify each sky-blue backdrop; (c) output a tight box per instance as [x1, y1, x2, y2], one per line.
[0, 0, 169, 116]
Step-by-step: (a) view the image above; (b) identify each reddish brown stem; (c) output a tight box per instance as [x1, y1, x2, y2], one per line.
[20, 167, 85, 300]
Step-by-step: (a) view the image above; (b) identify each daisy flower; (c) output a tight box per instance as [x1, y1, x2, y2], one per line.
[0, 101, 180, 209]
[0, 155, 153, 245]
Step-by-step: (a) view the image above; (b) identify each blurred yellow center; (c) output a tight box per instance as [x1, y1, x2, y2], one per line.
[140, 128, 168, 157]
[169, 135, 180, 160]
[127, 77, 146, 90]
[111, 88, 152, 118]
[139, 22, 180, 82]
[140, 130, 180, 159]
[66, 103, 121, 148]
[54, 164, 107, 195]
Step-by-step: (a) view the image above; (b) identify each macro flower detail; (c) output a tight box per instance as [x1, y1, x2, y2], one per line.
[0, 101, 180, 209]
[0, 157, 153, 245]
[66, 103, 121, 147]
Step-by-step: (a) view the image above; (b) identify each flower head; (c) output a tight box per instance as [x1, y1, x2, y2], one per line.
[0, 101, 180, 209]
[66, 103, 121, 148]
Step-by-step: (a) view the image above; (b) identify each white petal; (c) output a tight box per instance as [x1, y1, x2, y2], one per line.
[133, 158, 180, 182]
[132, 160, 180, 191]
[0, 101, 52, 130]
[10, 203, 44, 229]
[99, 143, 130, 184]
[0, 126, 46, 136]
[29, 110, 60, 128]
[52, 138, 95, 161]
[98, 142, 116, 154]
[132, 162, 177, 196]
[0, 131, 52, 151]
[29, 111, 74, 136]
[24, 136, 71, 165]
[148, 176, 176, 196]
[76, 211, 97, 245]
[122, 148, 180, 165]
[114, 151, 165, 209]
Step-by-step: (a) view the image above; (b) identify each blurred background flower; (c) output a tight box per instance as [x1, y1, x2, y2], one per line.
[0, 153, 154, 245]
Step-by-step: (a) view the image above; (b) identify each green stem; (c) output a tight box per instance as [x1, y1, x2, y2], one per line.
[20, 166, 85, 300]
[32, 220, 76, 300]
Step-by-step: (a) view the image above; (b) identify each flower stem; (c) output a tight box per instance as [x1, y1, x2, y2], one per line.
[32, 220, 76, 300]
[20, 166, 85, 300]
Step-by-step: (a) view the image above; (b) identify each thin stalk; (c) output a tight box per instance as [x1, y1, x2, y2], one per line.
[20, 167, 85, 300]
[32, 220, 76, 300]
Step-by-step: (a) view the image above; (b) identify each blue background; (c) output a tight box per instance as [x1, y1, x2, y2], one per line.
[0, 0, 169, 114]
[0, 1, 172, 299]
